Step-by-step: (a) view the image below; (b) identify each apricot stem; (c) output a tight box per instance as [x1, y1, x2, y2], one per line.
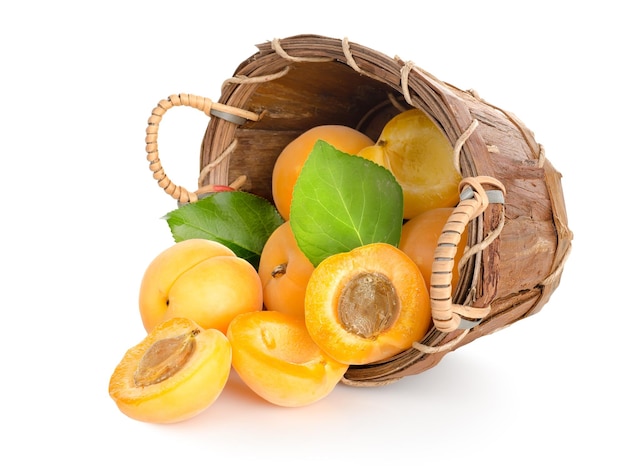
[134, 329, 199, 387]
[271, 263, 287, 278]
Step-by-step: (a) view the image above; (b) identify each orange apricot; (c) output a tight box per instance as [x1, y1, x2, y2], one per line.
[139, 239, 263, 334]
[399, 207, 468, 294]
[272, 125, 374, 220]
[227, 310, 349, 407]
[258, 221, 315, 317]
[304, 243, 431, 365]
[109, 317, 232, 424]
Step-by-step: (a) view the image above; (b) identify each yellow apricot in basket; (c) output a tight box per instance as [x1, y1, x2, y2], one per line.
[258, 221, 315, 317]
[357, 108, 462, 219]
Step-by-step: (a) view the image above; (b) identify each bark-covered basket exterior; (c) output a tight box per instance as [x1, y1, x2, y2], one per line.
[199, 34, 573, 385]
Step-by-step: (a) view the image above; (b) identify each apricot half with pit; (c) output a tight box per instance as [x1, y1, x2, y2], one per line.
[227, 310, 349, 407]
[109, 317, 231, 424]
[304, 243, 431, 365]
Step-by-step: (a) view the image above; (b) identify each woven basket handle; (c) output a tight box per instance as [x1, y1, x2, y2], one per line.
[429, 176, 506, 333]
[145, 94, 260, 203]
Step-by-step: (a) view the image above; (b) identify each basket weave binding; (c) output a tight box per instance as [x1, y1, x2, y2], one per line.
[145, 94, 261, 203]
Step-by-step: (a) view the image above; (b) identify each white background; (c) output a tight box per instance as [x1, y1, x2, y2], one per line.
[1, 1, 623, 468]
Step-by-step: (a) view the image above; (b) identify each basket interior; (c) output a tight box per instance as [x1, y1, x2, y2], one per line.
[215, 60, 410, 203]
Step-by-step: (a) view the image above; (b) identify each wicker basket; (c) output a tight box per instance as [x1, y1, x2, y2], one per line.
[145, 34, 573, 386]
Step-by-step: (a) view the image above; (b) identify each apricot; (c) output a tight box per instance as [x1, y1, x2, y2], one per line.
[109, 317, 232, 424]
[272, 125, 374, 220]
[257, 221, 315, 317]
[304, 243, 431, 365]
[399, 207, 468, 293]
[357, 108, 462, 219]
[139, 239, 263, 334]
[227, 310, 349, 407]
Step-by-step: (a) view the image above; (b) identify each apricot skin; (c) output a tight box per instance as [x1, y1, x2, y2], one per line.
[304, 243, 431, 365]
[139, 239, 263, 334]
[399, 207, 468, 293]
[272, 125, 374, 220]
[109, 317, 232, 424]
[227, 310, 349, 407]
[258, 221, 315, 317]
[164, 255, 263, 334]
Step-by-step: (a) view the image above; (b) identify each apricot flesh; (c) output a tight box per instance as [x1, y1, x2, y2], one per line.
[109, 317, 232, 424]
[227, 310, 349, 407]
[357, 108, 462, 219]
[305, 243, 431, 365]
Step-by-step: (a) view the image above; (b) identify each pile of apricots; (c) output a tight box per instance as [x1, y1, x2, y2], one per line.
[109, 107, 468, 423]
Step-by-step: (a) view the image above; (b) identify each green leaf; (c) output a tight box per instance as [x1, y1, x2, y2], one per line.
[290, 140, 403, 266]
[163, 191, 284, 269]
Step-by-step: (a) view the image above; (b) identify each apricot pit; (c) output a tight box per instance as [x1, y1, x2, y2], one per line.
[338, 271, 399, 339]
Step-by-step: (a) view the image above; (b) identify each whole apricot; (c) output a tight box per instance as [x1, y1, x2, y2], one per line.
[109, 317, 232, 424]
[304, 243, 431, 365]
[272, 125, 374, 220]
[139, 239, 263, 334]
[357, 108, 462, 219]
[258, 221, 315, 317]
[399, 207, 468, 293]
[227, 310, 349, 407]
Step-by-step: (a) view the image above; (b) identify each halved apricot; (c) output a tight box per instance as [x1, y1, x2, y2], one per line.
[109, 317, 231, 424]
[227, 310, 349, 407]
[357, 108, 461, 219]
[304, 243, 431, 365]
